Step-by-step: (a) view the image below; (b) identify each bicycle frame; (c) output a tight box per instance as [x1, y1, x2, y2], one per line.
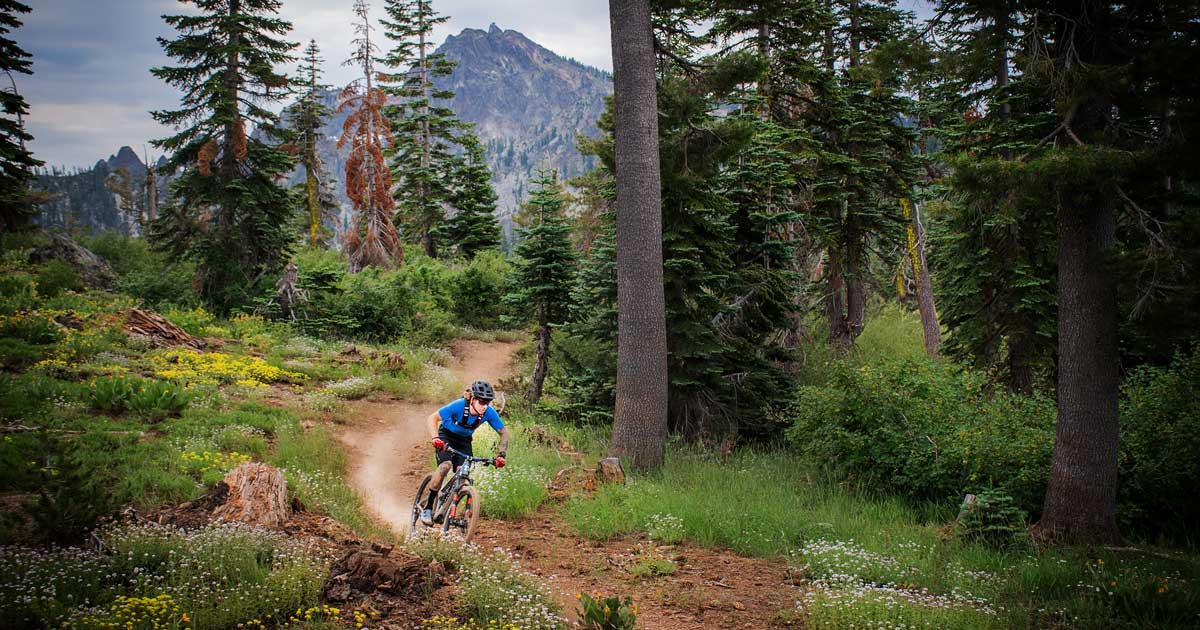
[434, 445, 494, 520]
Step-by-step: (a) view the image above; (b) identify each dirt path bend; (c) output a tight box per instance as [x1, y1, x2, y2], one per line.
[338, 339, 522, 534]
[338, 339, 801, 629]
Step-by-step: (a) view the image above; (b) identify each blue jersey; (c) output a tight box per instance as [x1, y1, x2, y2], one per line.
[438, 398, 504, 437]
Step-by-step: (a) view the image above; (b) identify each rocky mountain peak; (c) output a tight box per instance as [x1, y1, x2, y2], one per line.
[106, 146, 146, 177]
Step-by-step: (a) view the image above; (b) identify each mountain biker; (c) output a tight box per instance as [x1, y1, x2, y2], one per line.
[420, 379, 509, 526]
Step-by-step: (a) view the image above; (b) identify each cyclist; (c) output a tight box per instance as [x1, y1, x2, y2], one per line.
[420, 379, 509, 526]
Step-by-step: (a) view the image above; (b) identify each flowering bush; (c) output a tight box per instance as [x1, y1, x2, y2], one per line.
[420, 616, 522, 630]
[404, 535, 567, 630]
[181, 450, 252, 479]
[150, 349, 304, 387]
[643, 513, 685, 544]
[322, 376, 376, 400]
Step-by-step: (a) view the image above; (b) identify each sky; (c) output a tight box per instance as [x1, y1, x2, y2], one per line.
[19, 0, 612, 169]
[17, 0, 933, 170]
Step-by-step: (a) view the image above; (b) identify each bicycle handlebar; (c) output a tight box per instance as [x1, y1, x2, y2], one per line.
[442, 444, 496, 466]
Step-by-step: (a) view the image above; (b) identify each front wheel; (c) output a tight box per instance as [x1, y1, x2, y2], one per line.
[441, 485, 480, 543]
[409, 473, 435, 537]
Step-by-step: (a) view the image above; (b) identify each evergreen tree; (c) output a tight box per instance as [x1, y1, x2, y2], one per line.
[502, 170, 577, 404]
[340, 0, 401, 271]
[379, 0, 465, 257]
[442, 134, 501, 257]
[0, 0, 44, 233]
[293, 39, 336, 248]
[923, 0, 1058, 393]
[148, 0, 298, 313]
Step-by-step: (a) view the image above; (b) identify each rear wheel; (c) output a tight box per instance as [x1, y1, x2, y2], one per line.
[409, 473, 434, 537]
[440, 485, 480, 542]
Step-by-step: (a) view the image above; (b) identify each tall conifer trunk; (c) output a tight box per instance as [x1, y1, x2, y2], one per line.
[529, 322, 550, 404]
[1041, 193, 1120, 543]
[607, 0, 668, 471]
[1038, 0, 1121, 544]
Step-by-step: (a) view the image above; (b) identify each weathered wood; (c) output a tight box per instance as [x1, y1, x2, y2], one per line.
[211, 462, 290, 528]
[597, 456, 626, 485]
[123, 308, 205, 350]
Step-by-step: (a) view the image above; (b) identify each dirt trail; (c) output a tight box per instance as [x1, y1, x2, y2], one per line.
[338, 339, 522, 534]
[338, 339, 800, 628]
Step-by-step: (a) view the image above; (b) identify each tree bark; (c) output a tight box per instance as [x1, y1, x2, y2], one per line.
[906, 200, 941, 357]
[826, 247, 851, 348]
[1036, 0, 1122, 545]
[1039, 197, 1120, 543]
[1007, 332, 1034, 395]
[607, 0, 669, 471]
[528, 322, 550, 404]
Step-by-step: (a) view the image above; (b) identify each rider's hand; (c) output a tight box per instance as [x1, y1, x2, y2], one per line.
[432, 437, 446, 451]
[494, 452, 506, 468]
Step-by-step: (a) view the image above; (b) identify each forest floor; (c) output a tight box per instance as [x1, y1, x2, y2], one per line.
[335, 340, 801, 629]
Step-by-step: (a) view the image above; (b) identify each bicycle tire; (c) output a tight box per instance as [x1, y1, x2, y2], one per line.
[409, 473, 435, 535]
[441, 485, 480, 542]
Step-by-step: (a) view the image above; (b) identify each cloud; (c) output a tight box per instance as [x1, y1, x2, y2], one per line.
[20, 0, 610, 168]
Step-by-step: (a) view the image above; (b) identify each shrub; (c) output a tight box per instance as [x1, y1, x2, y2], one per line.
[448, 250, 512, 329]
[87, 374, 135, 413]
[0, 311, 62, 344]
[954, 488, 1028, 546]
[34, 259, 82, 296]
[576, 593, 637, 630]
[785, 358, 1056, 513]
[162, 306, 217, 336]
[127, 379, 193, 420]
[1118, 346, 1200, 540]
[83, 233, 198, 307]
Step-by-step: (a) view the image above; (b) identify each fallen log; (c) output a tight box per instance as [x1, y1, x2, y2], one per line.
[123, 308, 205, 350]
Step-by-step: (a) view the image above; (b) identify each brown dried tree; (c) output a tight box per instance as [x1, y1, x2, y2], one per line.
[339, 0, 402, 271]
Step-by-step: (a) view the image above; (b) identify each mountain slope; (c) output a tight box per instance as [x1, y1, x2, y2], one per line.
[35, 26, 611, 242]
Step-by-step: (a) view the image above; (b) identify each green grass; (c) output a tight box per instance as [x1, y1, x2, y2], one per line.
[553, 439, 1200, 629]
[467, 410, 583, 519]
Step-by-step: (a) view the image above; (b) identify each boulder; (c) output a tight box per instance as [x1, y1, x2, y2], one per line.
[28, 232, 117, 289]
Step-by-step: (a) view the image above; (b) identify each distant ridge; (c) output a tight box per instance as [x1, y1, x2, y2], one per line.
[35, 26, 612, 241]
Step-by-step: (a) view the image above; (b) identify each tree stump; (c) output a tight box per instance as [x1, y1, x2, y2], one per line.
[597, 457, 626, 485]
[211, 462, 290, 528]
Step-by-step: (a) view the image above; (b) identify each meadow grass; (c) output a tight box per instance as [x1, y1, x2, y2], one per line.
[553, 439, 1200, 629]
[0, 521, 335, 630]
[467, 409, 583, 519]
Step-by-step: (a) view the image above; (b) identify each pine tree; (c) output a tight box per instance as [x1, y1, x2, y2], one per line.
[379, 0, 466, 257]
[294, 39, 336, 248]
[502, 170, 577, 404]
[924, 0, 1058, 393]
[340, 0, 401, 271]
[0, 0, 44, 233]
[148, 0, 298, 313]
[442, 134, 501, 257]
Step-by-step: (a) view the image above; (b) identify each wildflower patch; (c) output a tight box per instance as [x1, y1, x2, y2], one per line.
[150, 348, 304, 387]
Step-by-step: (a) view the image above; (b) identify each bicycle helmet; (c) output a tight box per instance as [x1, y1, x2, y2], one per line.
[469, 380, 495, 402]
